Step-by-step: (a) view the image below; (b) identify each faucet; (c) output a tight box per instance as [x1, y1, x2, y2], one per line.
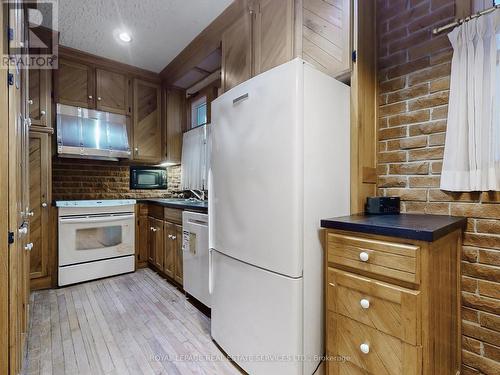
[189, 190, 205, 201]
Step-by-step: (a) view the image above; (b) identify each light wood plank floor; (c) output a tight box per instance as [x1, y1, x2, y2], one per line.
[23, 268, 241, 375]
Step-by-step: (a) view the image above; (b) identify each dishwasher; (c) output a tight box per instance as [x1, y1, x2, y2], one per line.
[182, 211, 211, 308]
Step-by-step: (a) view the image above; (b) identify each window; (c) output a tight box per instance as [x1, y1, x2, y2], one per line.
[190, 96, 207, 129]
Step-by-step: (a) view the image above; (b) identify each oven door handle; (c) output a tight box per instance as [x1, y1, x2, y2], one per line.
[59, 214, 134, 224]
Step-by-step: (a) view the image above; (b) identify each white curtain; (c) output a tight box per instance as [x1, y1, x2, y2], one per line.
[441, 9, 500, 191]
[181, 124, 210, 190]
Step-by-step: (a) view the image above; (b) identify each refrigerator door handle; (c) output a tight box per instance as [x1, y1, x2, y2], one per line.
[232, 93, 249, 105]
[208, 248, 214, 295]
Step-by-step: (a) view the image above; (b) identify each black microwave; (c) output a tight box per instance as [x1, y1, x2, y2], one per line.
[130, 166, 167, 189]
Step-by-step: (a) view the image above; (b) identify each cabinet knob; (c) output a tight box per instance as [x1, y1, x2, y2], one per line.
[41, 202, 47, 208]
[150, 226, 154, 231]
[171, 236, 176, 240]
[27, 211, 34, 217]
[97, 97, 102, 101]
[360, 299, 370, 309]
[28, 99, 33, 105]
[25, 243, 33, 251]
[168, 234, 172, 239]
[360, 343, 370, 354]
[88, 95, 93, 99]
[40, 110, 46, 116]
[359, 251, 369, 262]
[134, 147, 139, 155]
[18, 227, 28, 235]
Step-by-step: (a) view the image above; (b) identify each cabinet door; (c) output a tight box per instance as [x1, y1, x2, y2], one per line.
[96, 69, 128, 115]
[253, 0, 294, 75]
[163, 222, 175, 279]
[57, 59, 94, 108]
[302, 0, 352, 78]
[173, 224, 183, 285]
[165, 88, 185, 164]
[152, 218, 164, 270]
[221, 11, 253, 92]
[137, 212, 149, 267]
[147, 217, 156, 264]
[28, 69, 51, 127]
[133, 80, 162, 162]
[28, 132, 50, 281]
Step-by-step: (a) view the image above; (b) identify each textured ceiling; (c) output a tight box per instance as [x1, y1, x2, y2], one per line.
[58, 0, 233, 73]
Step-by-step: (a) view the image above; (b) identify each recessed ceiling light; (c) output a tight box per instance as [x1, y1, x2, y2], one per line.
[118, 32, 132, 43]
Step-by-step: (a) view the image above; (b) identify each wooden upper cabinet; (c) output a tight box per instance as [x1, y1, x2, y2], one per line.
[253, 0, 294, 75]
[165, 88, 185, 164]
[302, 0, 352, 79]
[57, 59, 93, 108]
[221, 10, 253, 92]
[28, 69, 51, 128]
[96, 69, 129, 115]
[133, 79, 162, 163]
[28, 132, 51, 282]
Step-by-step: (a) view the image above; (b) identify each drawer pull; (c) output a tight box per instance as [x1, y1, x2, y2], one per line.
[360, 299, 370, 309]
[360, 343, 370, 354]
[359, 251, 369, 262]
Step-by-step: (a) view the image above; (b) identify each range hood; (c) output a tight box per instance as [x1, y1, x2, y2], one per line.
[56, 104, 131, 161]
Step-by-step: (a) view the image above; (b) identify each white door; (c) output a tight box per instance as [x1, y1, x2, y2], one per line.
[211, 250, 303, 375]
[209, 59, 304, 278]
[182, 211, 211, 307]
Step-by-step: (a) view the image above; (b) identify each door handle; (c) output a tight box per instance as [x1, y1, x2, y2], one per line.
[233, 93, 249, 105]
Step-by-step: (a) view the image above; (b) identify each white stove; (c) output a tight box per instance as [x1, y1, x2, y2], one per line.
[57, 199, 136, 286]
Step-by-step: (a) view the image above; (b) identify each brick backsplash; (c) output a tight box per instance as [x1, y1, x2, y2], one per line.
[377, 0, 500, 373]
[52, 158, 182, 201]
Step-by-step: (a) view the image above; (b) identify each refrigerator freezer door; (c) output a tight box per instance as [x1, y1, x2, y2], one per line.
[210, 59, 304, 278]
[211, 250, 303, 375]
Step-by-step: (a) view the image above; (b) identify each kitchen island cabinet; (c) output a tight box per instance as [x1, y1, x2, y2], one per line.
[321, 214, 466, 374]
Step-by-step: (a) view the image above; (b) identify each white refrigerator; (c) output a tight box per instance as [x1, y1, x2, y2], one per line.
[209, 58, 350, 375]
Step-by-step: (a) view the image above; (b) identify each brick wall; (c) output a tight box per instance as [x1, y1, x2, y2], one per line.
[377, 0, 500, 373]
[52, 158, 182, 201]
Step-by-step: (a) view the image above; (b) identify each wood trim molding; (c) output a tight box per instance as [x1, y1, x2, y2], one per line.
[160, 0, 251, 85]
[59, 45, 160, 82]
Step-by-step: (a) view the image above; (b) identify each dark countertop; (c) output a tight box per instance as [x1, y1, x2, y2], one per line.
[139, 198, 208, 213]
[321, 213, 467, 241]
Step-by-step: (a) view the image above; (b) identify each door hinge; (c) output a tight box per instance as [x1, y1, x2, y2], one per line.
[352, 50, 357, 62]
[8, 231, 14, 245]
[7, 28, 14, 41]
[7, 73, 14, 86]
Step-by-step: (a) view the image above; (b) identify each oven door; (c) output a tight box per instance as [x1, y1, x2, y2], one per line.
[59, 213, 135, 266]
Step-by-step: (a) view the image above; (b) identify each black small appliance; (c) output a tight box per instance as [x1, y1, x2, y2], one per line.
[130, 166, 167, 190]
[365, 196, 400, 215]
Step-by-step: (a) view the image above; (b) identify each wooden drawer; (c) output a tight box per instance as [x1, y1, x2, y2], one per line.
[327, 233, 420, 284]
[327, 314, 421, 375]
[327, 268, 420, 345]
[164, 207, 182, 224]
[148, 204, 164, 219]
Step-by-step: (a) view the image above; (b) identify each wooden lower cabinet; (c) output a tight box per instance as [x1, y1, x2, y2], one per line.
[173, 224, 183, 285]
[164, 221, 183, 285]
[29, 131, 53, 290]
[324, 229, 461, 375]
[148, 217, 164, 270]
[145, 205, 184, 287]
[163, 222, 176, 279]
[136, 204, 149, 268]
